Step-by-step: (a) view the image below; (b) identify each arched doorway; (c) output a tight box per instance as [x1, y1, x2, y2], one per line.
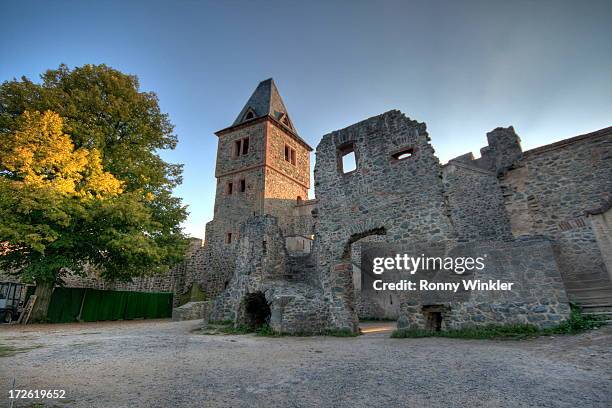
[238, 292, 271, 329]
[342, 227, 400, 324]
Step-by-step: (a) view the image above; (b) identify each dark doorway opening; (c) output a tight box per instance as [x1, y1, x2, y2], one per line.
[422, 305, 445, 331]
[242, 292, 271, 329]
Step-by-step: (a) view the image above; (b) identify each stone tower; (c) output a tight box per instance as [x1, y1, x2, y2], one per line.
[202, 79, 312, 294]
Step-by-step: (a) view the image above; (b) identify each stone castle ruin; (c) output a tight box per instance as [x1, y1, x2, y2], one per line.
[195, 79, 612, 333]
[7, 78, 609, 332]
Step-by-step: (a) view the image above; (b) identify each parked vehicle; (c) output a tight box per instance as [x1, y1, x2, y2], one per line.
[0, 282, 26, 323]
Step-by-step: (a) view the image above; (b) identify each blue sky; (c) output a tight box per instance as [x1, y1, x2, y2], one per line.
[2, 0, 611, 238]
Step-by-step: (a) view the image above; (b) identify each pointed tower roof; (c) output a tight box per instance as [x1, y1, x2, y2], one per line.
[217, 78, 312, 151]
[232, 78, 293, 127]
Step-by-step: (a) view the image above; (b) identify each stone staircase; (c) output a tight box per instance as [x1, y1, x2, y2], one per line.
[285, 254, 315, 282]
[563, 272, 612, 323]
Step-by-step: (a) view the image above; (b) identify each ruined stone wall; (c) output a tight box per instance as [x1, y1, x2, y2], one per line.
[211, 215, 329, 334]
[475, 126, 523, 174]
[313, 110, 455, 330]
[501, 129, 612, 298]
[442, 161, 512, 242]
[287, 199, 317, 238]
[395, 239, 570, 329]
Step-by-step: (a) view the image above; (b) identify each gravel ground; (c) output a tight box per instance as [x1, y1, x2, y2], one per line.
[1, 319, 611, 408]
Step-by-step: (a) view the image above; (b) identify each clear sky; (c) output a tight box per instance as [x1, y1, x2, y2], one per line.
[2, 0, 611, 238]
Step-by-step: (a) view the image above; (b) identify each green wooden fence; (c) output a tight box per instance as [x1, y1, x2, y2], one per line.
[46, 287, 173, 323]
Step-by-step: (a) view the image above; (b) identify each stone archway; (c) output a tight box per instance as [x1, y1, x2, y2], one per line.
[339, 227, 402, 320]
[237, 292, 271, 329]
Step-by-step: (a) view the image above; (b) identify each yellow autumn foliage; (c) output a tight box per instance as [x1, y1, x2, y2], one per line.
[0, 110, 123, 198]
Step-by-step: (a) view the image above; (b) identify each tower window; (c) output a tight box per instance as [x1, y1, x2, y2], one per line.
[239, 179, 246, 192]
[226, 232, 232, 244]
[234, 137, 250, 157]
[338, 143, 357, 174]
[284, 144, 296, 166]
[226, 181, 233, 195]
[244, 110, 255, 121]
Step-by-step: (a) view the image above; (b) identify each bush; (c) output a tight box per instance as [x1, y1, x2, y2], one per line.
[543, 303, 607, 334]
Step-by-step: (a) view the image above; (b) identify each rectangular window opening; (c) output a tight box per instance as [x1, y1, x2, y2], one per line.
[226, 232, 232, 244]
[227, 182, 233, 195]
[234, 137, 250, 157]
[234, 140, 242, 157]
[339, 145, 357, 174]
[284, 144, 296, 166]
[239, 179, 246, 192]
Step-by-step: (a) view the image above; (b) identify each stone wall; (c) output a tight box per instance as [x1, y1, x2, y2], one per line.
[442, 160, 512, 242]
[393, 238, 570, 329]
[210, 215, 329, 334]
[500, 128, 612, 304]
[313, 110, 455, 330]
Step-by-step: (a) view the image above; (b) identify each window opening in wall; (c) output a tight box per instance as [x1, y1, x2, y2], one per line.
[234, 140, 241, 157]
[226, 232, 232, 244]
[262, 240, 267, 256]
[297, 196, 303, 204]
[239, 179, 246, 192]
[284, 144, 296, 166]
[244, 110, 255, 121]
[234, 137, 250, 157]
[339, 144, 357, 174]
[226, 182, 233, 195]
[391, 147, 414, 161]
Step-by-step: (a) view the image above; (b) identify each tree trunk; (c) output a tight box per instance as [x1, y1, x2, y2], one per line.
[28, 281, 54, 323]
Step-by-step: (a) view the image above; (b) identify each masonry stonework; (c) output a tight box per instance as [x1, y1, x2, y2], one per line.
[204, 83, 611, 332]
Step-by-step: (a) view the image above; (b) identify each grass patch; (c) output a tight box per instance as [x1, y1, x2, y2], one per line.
[0, 343, 43, 357]
[391, 324, 540, 340]
[324, 328, 359, 337]
[391, 304, 607, 340]
[0, 344, 18, 357]
[208, 322, 360, 337]
[219, 325, 254, 335]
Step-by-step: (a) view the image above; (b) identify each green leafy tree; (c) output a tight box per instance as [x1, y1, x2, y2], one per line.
[0, 65, 188, 321]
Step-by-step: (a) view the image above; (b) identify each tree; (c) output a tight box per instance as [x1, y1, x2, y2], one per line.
[0, 65, 188, 321]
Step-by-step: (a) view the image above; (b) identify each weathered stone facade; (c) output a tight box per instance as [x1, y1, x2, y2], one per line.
[204, 81, 611, 333]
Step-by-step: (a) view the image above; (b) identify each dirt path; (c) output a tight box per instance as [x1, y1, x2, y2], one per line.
[1, 320, 610, 407]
